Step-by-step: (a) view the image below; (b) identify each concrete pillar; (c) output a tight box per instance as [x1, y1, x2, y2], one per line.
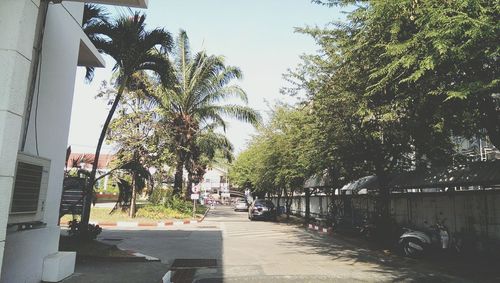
[0, 0, 40, 276]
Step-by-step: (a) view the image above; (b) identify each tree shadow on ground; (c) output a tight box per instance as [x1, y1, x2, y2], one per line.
[65, 229, 224, 283]
[272, 221, 474, 282]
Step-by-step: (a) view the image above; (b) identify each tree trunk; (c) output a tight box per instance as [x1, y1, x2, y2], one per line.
[173, 153, 185, 196]
[276, 188, 281, 209]
[186, 171, 194, 199]
[81, 81, 127, 228]
[305, 188, 311, 224]
[129, 172, 137, 217]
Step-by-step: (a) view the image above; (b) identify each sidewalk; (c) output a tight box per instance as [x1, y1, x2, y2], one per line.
[62, 260, 168, 283]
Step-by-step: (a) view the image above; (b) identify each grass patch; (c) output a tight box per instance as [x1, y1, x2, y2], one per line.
[60, 204, 208, 224]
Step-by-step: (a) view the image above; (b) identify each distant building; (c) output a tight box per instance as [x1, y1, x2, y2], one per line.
[66, 152, 115, 171]
[199, 167, 229, 200]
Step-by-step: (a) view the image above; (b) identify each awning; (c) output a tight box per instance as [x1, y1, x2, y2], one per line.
[68, 0, 148, 8]
[304, 170, 333, 188]
[341, 175, 378, 194]
[388, 160, 500, 190]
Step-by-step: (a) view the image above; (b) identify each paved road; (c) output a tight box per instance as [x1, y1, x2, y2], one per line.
[66, 206, 475, 282]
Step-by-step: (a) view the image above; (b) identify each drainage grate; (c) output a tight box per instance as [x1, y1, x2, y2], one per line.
[171, 259, 218, 269]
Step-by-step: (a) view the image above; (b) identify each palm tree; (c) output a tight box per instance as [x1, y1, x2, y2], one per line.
[152, 30, 261, 196]
[82, 4, 109, 82]
[80, 11, 173, 227]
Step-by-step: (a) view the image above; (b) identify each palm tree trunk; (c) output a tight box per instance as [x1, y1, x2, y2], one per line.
[173, 152, 185, 196]
[81, 81, 127, 227]
[186, 171, 194, 199]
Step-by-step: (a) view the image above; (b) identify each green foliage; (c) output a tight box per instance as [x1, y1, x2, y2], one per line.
[149, 188, 173, 206]
[81, 6, 174, 226]
[230, 105, 318, 197]
[148, 30, 261, 195]
[68, 219, 102, 241]
[136, 203, 206, 220]
[148, 187, 205, 216]
[235, 1, 498, 222]
[136, 205, 189, 220]
[163, 195, 193, 214]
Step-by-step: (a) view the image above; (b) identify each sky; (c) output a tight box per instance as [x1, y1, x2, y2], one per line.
[67, 0, 346, 155]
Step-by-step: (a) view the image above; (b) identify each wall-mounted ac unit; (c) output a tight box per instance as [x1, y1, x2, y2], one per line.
[8, 153, 51, 224]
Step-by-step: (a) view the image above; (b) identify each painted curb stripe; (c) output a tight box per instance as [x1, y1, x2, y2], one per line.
[138, 222, 157, 227]
[98, 222, 117, 226]
[65, 219, 201, 228]
[117, 221, 138, 227]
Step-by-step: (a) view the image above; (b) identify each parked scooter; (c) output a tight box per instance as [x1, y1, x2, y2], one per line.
[399, 222, 450, 258]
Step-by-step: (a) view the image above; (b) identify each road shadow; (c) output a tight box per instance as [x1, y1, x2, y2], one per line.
[271, 220, 499, 282]
[65, 229, 224, 283]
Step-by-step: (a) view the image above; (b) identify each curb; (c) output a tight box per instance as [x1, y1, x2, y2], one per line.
[77, 250, 160, 263]
[61, 219, 201, 228]
[199, 207, 211, 222]
[90, 219, 200, 227]
[306, 223, 334, 235]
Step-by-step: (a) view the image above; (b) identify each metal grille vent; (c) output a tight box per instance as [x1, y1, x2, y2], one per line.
[11, 162, 43, 213]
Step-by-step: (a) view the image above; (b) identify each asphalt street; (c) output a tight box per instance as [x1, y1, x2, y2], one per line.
[64, 206, 475, 282]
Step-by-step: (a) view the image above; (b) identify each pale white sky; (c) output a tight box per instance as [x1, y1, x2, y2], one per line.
[67, 0, 345, 155]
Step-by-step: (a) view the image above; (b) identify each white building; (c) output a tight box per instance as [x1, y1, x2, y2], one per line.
[0, 1, 147, 282]
[200, 166, 229, 194]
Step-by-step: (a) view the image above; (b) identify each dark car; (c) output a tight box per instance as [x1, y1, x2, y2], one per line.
[248, 199, 277, 221]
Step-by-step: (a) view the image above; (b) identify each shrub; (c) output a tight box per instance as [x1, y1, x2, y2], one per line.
[165, 195, 193, 214]
[136, 205, 189, 219]
[68, 219, 102, 241]
[149, 187, 173, 205]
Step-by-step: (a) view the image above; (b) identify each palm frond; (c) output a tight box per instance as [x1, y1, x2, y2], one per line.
[199, 105, 262, 126]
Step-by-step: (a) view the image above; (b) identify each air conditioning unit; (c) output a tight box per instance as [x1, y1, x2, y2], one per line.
[8, 153, 51, 224]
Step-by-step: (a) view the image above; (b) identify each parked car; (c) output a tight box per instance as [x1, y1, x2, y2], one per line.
[234, 199, 248, 211]
[248, 199, 277, 221]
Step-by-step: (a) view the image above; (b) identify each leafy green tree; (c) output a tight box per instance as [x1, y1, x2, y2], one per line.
[362, 0, 499, 148]
[279, 0, 498, 229]
[151, 30, 261, 196]
[81, 11, 173, 227]
[230, 105, 318, 218]
[104, 76, 161, 217]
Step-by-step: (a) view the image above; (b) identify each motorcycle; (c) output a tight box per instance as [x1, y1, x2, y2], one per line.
[399, 222, 450, 258]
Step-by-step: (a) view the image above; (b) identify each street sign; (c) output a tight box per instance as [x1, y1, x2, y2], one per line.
[192, 184, 200, 193]
[190, 194, 200, 200]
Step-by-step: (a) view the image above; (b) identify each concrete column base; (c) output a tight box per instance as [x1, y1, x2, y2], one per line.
[41, 251, 76, 282]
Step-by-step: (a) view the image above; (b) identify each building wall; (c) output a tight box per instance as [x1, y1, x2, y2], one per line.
[0, 1, 86, 282]
[0, 0, 40, 276]
[201, 167, 228, 192]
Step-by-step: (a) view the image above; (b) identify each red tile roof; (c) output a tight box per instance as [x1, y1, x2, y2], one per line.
[67, 153, 115, 170]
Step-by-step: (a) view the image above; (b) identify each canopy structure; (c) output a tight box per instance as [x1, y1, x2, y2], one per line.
[388, 160, 500, 190]
[306, 160, 500, 194]
[340, 175, 379, 194]
[303, 170, 334, 189]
